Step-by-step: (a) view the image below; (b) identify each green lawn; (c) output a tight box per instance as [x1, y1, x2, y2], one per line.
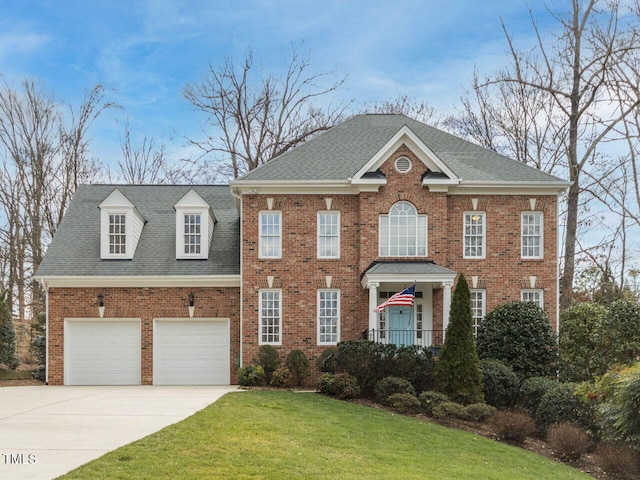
[60, 390, 590, 480]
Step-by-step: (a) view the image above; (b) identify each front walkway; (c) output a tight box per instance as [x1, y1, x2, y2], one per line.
[0, 385, 237, 480]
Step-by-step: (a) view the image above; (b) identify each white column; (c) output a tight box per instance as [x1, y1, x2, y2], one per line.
[367, 282, 380, 334]
[442, 281, 454, 341]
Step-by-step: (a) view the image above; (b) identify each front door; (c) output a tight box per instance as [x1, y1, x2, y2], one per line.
[388, 306, 414, 346]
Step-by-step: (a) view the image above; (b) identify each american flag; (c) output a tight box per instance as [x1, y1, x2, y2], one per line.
[373, 285, 415, 312]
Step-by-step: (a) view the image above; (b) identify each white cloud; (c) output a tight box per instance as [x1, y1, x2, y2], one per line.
[0, 32, 48, 59]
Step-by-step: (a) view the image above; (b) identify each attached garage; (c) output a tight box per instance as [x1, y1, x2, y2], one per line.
[153, 318, 230, 385]
[64, 318, 141, 385]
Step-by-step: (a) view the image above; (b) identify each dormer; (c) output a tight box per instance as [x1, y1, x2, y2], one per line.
[99, 188, 145, 260]
[174, 189, 216, 260]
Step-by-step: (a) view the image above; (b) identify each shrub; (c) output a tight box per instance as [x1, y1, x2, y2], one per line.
[316, 373, 334, 395]
[598, 300, 640, 369]
[432, 401, 466, 420]
[558, 303, 607, 382]
[547, 422, 591, 461]
[490, 410, 536, 445]
[434, 275, 484, 405]
[598, 363, 640, 450]
[388, 393, 421, 414]
[476, 301, 557, 380]
[375, 376, 416, 404]
[270, 367, 292, 388]
[480, 359, 519, 408]
[316, 373, 361, 400]
[286, 349, 310, 386]
[418, 391, 450, 416]
[595, 441, 638, 478]
[391, 345, 434, 394]
[316, 347, 337, 373]
[334, 340, 396, 397]
[237, 365, 265, 386]
[535, 383, 581, 434]
[520, 376, 557, 415]
[464, 403, 496, 422]
[254, 345, 280, 383]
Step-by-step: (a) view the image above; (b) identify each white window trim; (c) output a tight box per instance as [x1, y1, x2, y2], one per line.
[463, 211, 486, 259]
[317, 211, 340, 259]
[259, 211, 282, 259]
[378, 202, 428, 257]
[521, 211, 544, 259]
[521, 289, 544, 309]
[177, 211, 206, 259]
[470, 289, 486, 336]
[317, 289, 340, 345]
[259, 289, 282, 345]
[101, 210, 131, 259]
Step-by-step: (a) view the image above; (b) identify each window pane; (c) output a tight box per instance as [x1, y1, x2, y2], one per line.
[260, 212, 282, 258]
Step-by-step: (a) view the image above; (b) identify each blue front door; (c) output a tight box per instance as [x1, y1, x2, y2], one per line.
[388, 306, 414, 346]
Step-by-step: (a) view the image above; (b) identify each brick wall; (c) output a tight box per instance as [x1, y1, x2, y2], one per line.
[241, 144, 560, 383]
[47, 286, 240, 385]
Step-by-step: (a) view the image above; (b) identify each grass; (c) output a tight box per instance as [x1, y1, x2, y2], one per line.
[60, 390, 590, 480]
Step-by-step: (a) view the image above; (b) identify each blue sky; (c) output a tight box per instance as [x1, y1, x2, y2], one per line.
[0, 0, 556, 166]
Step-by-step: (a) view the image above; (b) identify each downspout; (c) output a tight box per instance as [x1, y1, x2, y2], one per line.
[39, 279, 49, 385]
[230, 186, 244, 373]
[556, 191, 562, 333]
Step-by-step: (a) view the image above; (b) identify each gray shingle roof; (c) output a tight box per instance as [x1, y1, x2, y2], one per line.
[234, 114, 566, 184]
[36, 185, 240, 277]
[364, 261, 456, 277]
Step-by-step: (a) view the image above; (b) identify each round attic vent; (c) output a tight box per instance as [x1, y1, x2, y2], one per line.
[394, 156, 412, 173]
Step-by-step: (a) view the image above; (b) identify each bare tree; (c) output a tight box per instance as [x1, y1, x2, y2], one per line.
[183, 48, 348, 179]
[360, 94, 446, 127]
[453, 0, 640, 309]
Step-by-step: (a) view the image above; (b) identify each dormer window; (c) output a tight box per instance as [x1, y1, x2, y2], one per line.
[109, 214, 127, 254]
[99, 188, 145, 260]
[175, 189, 215, 260]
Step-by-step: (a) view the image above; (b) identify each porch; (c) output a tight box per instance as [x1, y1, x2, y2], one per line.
[366, 328, 444, 347]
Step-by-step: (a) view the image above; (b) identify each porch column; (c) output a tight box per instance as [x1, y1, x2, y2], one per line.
[367, 282, 380, 333]
[442, 280, 454, 341]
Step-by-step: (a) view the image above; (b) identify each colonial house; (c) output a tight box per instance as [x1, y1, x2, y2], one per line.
[35, 114, 569, 386]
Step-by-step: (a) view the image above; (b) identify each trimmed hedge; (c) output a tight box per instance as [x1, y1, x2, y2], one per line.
[375, 376, 416, 404]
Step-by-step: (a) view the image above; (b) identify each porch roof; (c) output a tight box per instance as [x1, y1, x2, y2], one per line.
[360, 261, 457, 287]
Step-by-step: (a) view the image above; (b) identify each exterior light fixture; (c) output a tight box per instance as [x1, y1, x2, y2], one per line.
[188, 292, 195, 318]
[97, 293, 105, 318]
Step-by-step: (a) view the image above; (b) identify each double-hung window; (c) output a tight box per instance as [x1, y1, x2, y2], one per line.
[470, 289, 486, 336]
[318, 289, 339, 344]
[260, 290, 281, 345]
[183, 214, 202, 255]
[108, 214, 127, 255]
[463, 212, 486, 258]
[522, 212, 543, 258]
[521, 289, 544, 309]
[317, 211, 340, 258]
[379, 201, 427, 257]
[259, 211, 282, 258]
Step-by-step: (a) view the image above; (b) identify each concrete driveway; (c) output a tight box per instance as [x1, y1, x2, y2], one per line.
[0, 385, 237, 480]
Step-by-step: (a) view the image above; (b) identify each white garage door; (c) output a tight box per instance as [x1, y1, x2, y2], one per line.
[65, 319, 141, 385]
[154, 319, 230, 385]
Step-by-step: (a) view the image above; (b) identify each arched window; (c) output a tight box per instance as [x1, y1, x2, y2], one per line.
[379, 201, 427, 256]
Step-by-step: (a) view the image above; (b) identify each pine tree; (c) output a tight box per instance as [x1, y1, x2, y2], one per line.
[0, 290, 18, 370]
[434, 274, 483, 404]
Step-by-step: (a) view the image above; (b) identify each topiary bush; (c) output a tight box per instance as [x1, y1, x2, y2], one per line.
[418, 391, 450, 417]
[480, 359, 520, 408]
[254, 344, 280, 383]
[464, 403, 496, 422]
[316, 372, 360, 399]
[434, 275, 484, 405]
[238, 365, 265, 386]
[375, 376, 416, 405]
[286, 349, 310, 386]
[270, 367, 292, 388]
[520, 376, 558, 415]
[476, 301, 557, 380]
[489, 410, 536, 445]
[535, 382, 581, 434]
[558, 302, 607, 382]
[388, 393, 421, 414]
[432, 401, 466, 420]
